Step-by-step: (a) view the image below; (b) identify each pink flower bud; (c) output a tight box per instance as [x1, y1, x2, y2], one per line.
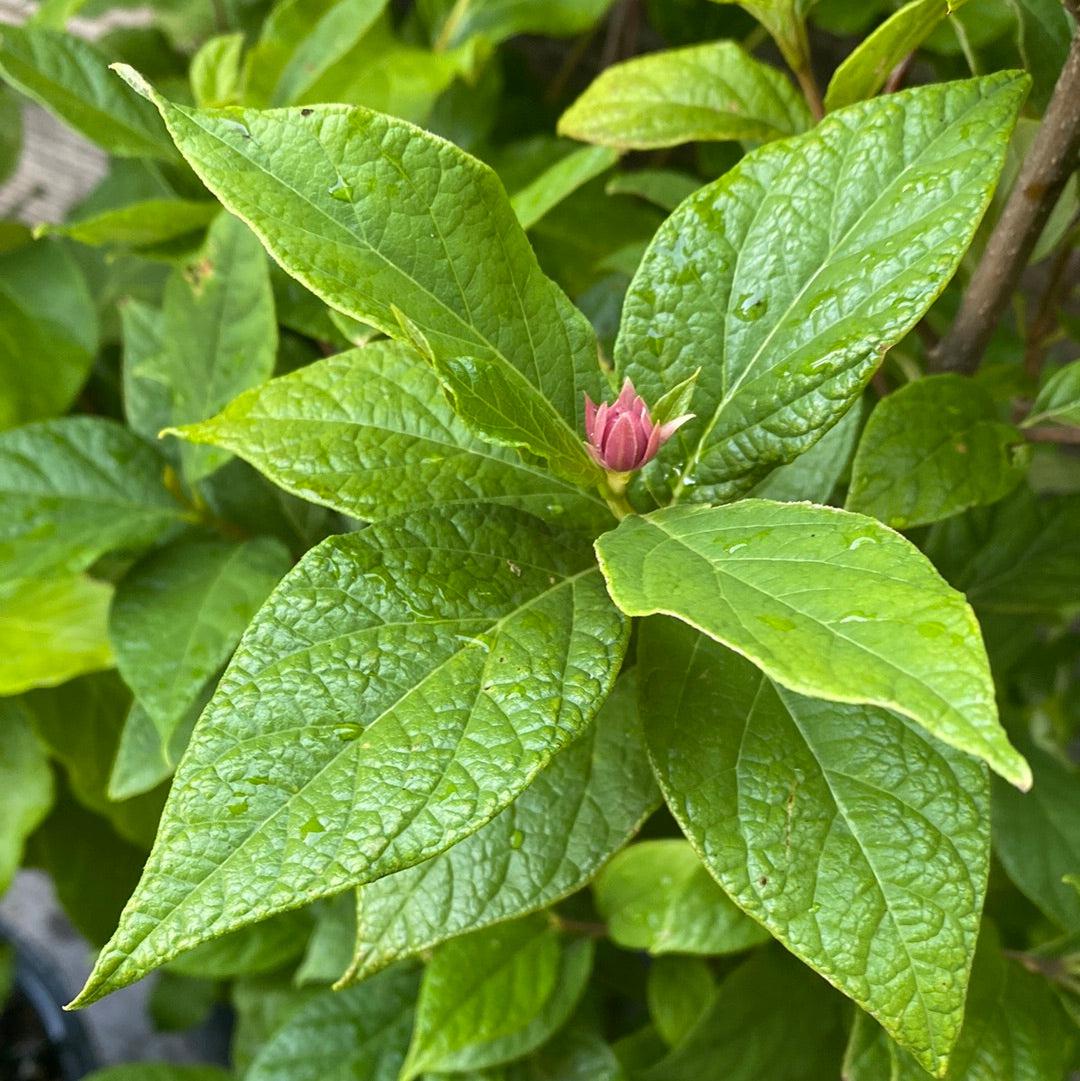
[584, 378, 694, 473]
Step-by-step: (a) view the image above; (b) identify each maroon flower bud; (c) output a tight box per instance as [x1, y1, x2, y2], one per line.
[584, 378, 694, 473]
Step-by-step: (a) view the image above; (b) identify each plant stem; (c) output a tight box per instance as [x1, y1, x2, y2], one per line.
[1024, 425, 1080, 445]
[795, 63, 825, 121]
[1023, 217, 1079, 378]
[930, 26, 1080, 375]
[599, 473, 635, 520]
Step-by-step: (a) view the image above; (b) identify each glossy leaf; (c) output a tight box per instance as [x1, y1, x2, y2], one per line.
[0, 576, 114, 694]
[617, 74, 1027, 503]
[1024, 360, 1080, 428]
[109, 536, 291, 738]
[825, 0, 966, 111]
[245, 965, 418, 1081]
[72, 506, 626, 1005]
[641, 619, 991, 1074]
[0, 27, 176, 159]
[717, 0, 816, 74]
[0, 239, 97, 430]
[847, 375, 1027, 529]
[641, 948, 846, 1081]
[0, 417, 184, 578]
[596, 500, 1029, 787]
[160, 212, 277, 483]
[0, 698, 54, 892]
[174, 343, 608, 530]
[993, 739, 1080, 931]
[511, 145, 619, 230]
[594, 840, 768, 955]
[558, 42, 811, 150]
[402, 915, 593, 1079]
[348, 674, 657, 981]
[117, 67, 604, 435]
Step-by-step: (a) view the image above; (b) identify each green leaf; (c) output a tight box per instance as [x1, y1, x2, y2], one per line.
[0, 239, 97, 430]
[617, 74, 1027, 503]
[993, 738, 1080, 931]
[0, 83, 22, 185]
[116, 67, 604, 436]
[173, 343, 608, 529]
[824, 0, 968, 112]
[120, 299, 172, 449]
[268, 0, 388, 106]
[424, 0, 616, 48]
[245, 965, 419, 1081]
[605, 170, 700, 212]
[402, 915, 593, 1079]
[749, 396, 864, 503]
[38, 199, 219, 251]
[72, 506, 626, 1006]
[716, 0, 817, 75]
[0, 27, 176, 160]
[167, 910, 312, 979]
[1024, 360, 1080, 428]
[640, 948, 846, 1081]
[190, 32, 245, 107]
[81, 1067, 231, 1081]
[646, 956, 716, 1048]
[109, 535, 291, 739]
[847, 928, 1077, 1081]
[0, 698, 54, 892]
[596, 500, 1029, 787]
[1009, 0, 1074, 111]
[0, 417, 184, 578]
[558, 42, 811, 150]
[0, 576, 114, 694]
[160, 212, 277, 483]
[107, 698, 198, 802]
[640, 619, 991, 1074]
[348, 673, 658, 982]
[511, 145, 619, 230]
[594, 840, 768, 955]
[846, 375, 1027, 529]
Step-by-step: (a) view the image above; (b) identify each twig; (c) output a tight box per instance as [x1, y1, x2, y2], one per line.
[884, 52, 915, 94]
[795, 64, 825, 121]
[1024, 425, 1080, 445]
[1024, 224, 1080, 378]
[930, 27, 1080, 374]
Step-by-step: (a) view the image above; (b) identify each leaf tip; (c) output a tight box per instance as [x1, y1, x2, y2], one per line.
[110, 62, 155, 102]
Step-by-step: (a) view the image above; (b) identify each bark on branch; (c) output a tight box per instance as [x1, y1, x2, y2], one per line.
[930, 23, 1080, 375]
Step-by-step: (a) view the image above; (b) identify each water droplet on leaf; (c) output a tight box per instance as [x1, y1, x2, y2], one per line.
[335, 722, 361, 741]
[509, 829, 524, 849]
[734, 293, 768, 321]
[328, 177, 353, 202]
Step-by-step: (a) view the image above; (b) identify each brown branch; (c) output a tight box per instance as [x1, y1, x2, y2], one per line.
[1024, 425, 1080, 445]
[884, 52, 915, 95]
[930, 27, 1080, 375]
[795, 65, 825, 122]
[1024, 224, 1080, 378]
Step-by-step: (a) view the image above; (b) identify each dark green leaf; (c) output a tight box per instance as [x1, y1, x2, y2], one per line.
[646, 956, 716, 1048]
[0, 697, 54, 892]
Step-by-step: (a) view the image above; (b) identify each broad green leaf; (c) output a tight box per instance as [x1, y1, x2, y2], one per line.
[38, 199, 218, 250]
[116, 68, 604, 438]
[647, 957, 716, 1048]
[269, 0, 388, 105]
[190, 32, 245, 107]
[245, 965, 418, 1081]
[72, 506, 626, 1006]
[424, 0, 616, 48]
[640, 619, 991, 1074]
[847, 375, 1027, 529]
[295, 893, 356, 985]
[641, 948, 846, 1081]
[605, 170, 700, 212]
[0, 84, 21, 184]
[993, 738, 1080, 931]
[348, 673, 658, 981]
[0, 239, 97, 430]
[26, 671, 164, 848]
[120, 299, 172, 449]
[81, 1068, 231, 1081]
[107, 699, 198, 801]
[825, 0, 969, 112]
[511, 145, 619, 230]
[848, 929, 1077, 1081]
[617, 74, 1027, 504]
[1024, 360, 1080, 428]
[148, 971, 218, 1033]
[167, 910, 312, 979]
[558, 42, 811, 150]
[714, 0, 817, 75]
[1009, 0, 1074, 111]
[490, 1028, 628, 1081]
[596, 500, 1029, 787]
[402, 915, 593, 1079]
[174, 344, 608, 529]
[749, 397, 864, 503]
[109, 536, 291, 739]
[925, 488, 1080, 617]
[0, 576, 114, 694]
[0, 27, 176, 160]
[0, 417, 184, 578]
[594, 840, 768, 956]
[160, 212, 277, 483]
[0, 698, 53, 892]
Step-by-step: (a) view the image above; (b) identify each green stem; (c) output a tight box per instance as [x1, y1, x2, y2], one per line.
[598, 472, 635, 520]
